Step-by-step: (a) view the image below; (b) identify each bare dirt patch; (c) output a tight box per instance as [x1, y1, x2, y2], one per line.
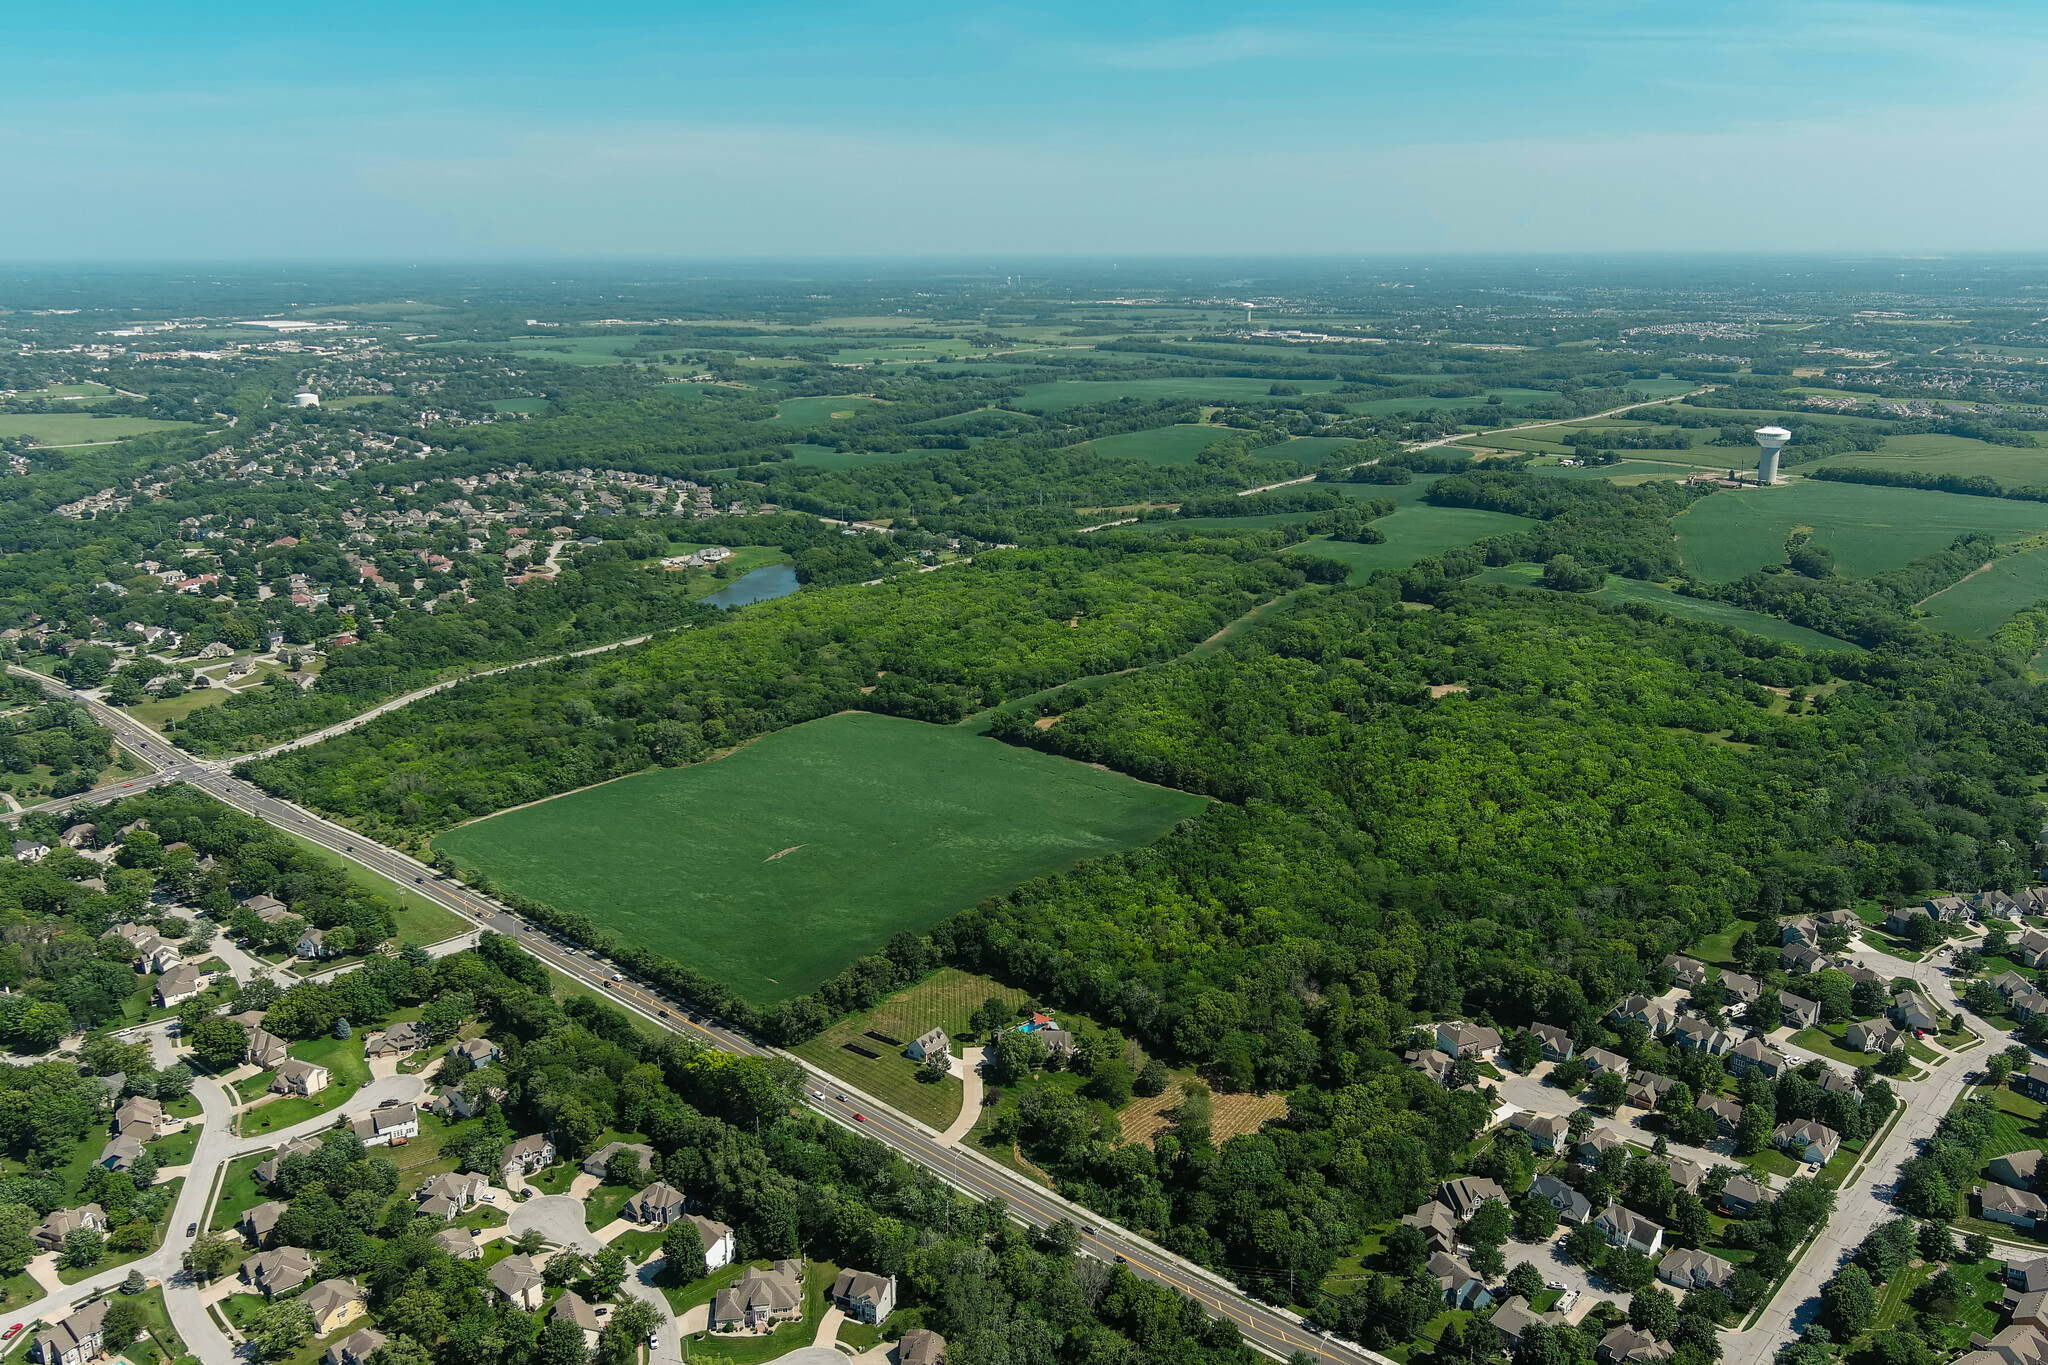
[1428, 683, 1469, 698]
[1119, 1082, 1288, 1148]
[1033, 715, 1060, 731]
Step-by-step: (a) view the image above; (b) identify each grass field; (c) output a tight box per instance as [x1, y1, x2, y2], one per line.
[787, 967, 1027, 1128]
[1301, 505, 1535, 577]
[1675, 481, 2048, 582]
[780, 444, 933, 473]
[434, 712, 1208, 1004]
[771, 395, 874, 425]
[1807, 433, 2048, 484]
[269, 829, 472, 945]
[1920, 544, 2048, 638]
[1016, 377, 1338, 411]
[1247, 436, 1371, 466]
[1347, 387, 1559, 416]
[0, 414, 196, 444]
[1467, 563, 1863, 651]
[1078, 425, 1230, 465]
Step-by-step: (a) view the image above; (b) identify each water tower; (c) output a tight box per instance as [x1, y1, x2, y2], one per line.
[1753, 426, 1790, 486]
[292, 391, 320, 408]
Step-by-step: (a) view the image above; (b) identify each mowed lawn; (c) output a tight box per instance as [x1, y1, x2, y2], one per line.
[0, 414, 196, 444]
[771, 395, 874, 425]
[1675, 480, 2048, 582]
[435, 713, 1208, 1004]
[1921, 544, 2048, 638]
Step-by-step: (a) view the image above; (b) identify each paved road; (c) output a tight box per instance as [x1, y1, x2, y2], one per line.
[4, 671, 1377, 1365]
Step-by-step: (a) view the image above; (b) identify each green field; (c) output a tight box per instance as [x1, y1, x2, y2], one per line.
[1348, 387, 1559, 416]
[0, 414, 196, 444]
[1921, 544, 2048, 638]
[1016, 377, 1338, 411]
[780, 444, 932, 472]
[1468, 564, 1863, 651]
[1300, 502, 1536, 577]
[1675, 481, 2048, 582]
[772, 395, 874, 425]
[434, 712, 1208, 1004]
[1806, 433, 2048, 484]
[1079, 425, 1230, 465]
[1247, 436, 1370, 466]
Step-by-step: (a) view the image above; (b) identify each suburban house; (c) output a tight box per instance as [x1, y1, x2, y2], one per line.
[1780, 945, 1826, 975]
[1528, 1174, 1592, 1224]
[689, 1215, 738, 1273]
[899, 1329, 947, 1365]
[247, 1026, 292, 1069]
[154, 964, 207, 1007]
[553, 1291, 605, 1350]
[242, 1200, 290, 1246]
[2016, 993, 2048, 1023]
[1625, 1074, 1676, 1110]
[365, 1021, 427, 1057]
[434, 1228, 484, 1260]
[1780, 993, 1821, 1030]
[325, 1329, 387, 1365]
[12, 840, 51, 864]
[1695, 1093, 1743, 1140]
[1891, 992, 1941, 1034]
[1581, 1047, 1629, 1079]
[1658, 1248, 1736, 1292]
[1664, 1156, 1710, 1195]
[243, 1246, 319, 1297]
[1489, 1297, 1560, 1349]
[1720, 1174, 1770, 1216]
[452, 1037, 503, 1068]
[31, 1301, 108, 1365]
[712, 1260, 806, 1330]
[1594, 1202, 1665, 1257]
[135, 936, 183, 975]
[1774, 1120, 1841, 1165]
[502, 1132, 555, 1175]
[1530, 1023, 1575, 1062]
[1435, 1021, 1502, 1060]
[1728, 1037, 1789, 1079]
[487, 1255, 546, 1310]
[628, 1180, 690, 1225]
[1598, 1326, 1674, 1365]
[2018, 1065, 2048, 1105]
[304, 1279, 366, 1336]
[1993, 1151, 2045, 1191]
[1428, 1252, 1493, 1311]
[2020, 932, 2048, 970]
[1663, 956, 1708, 991]
[1437, 1176, 1506, 1219]
[350, 1104, 420, 1147]
[1846, 1021, 1904, 1054]
[33, 1205, 107, 1253]
[1509, 1111, 1571, 1153]
[1781, 916, 1818, 946]
[1718, 971, 1761, 1004]
[831, 1268, 897, 1324]
[1401, 1201, 1459, 1254]
[1815, 1069, 1858, 1097]
[1673, 1016, 1736, 1056]
[256, 1137, 323, 1185]
[1927, 894, 1973, 923]
[98, 1135, 145, 1171]
[416, 1173, 486, 1219]
[1983, 1184, 2048, 1230]
[1885, 904, 1932, 937]
[114, 1096, 171, 1137]
[1577, 1129, 1627, 1164]
[584, 1140, 657, 1176]
[1993, 972, 2036, 998]
[905, 1028, 950, 1063]
[1954, 1324, 2048, 1365]
[1407, 1049, 1454, 1085]
[2008, 1258, 2048, 1294]
[1612, 996, 1675, 1035]
[294, 927, 336, 960]
[272, 1058, 330, 1097]
[242, 894, 291, 922]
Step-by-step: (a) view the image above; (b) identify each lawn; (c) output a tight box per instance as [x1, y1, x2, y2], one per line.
[1674, 481, 2048, 583]
[666, 1258, 842, 1364]
[0, 414, 197, 444]
[1791, 1026, 1884, 1069]
[149, 1126, 202, 1168]
[787, 967, 1027, 1129]
[1688, 928, 1743, 968]
[1466, 563, 1863, 651]
[1739, 1147, 1802, 1180]
[210, 1152, 275, 1232]
[127, 688, 231, 732]
[1077, 425, 1231, 465]
[242, 1032, 373, 1133]
[59, 1178, 181, 1282]
[270, 829, 472, 946]
[1921, 544, 2048, 639]
[1015, 377, 1338, 411]
[434, 712, 1208, 1004]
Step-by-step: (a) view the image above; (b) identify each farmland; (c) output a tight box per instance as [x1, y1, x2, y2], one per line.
[1346, 386, 1559, 416]
[780, 444, 933, 472]
[1078, 424, 1229, 465]
[1015, 377, 1340, 411]
[1804, 432, 2048, 483]
[1468, 563, 1864, 651]
[1675, 480, 2048, 582]
[772, 395, 875, 425]
[0, 413, 195, 444]
[1920, 544, 2048, 638]
[434, 711, 1208, 1004]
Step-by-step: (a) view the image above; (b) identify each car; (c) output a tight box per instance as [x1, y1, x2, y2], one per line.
[611, 972, 625, 981]
[658, 1010, 671, 1018]
[602, 982, 614, 990]
[188, 1222, 198, 1236]
[835, 1093, 847, 1102]
[1081, 1225, 1098, 1235]
[812, 1090, 826, 1100]
[1114, 1254, 1127, 1264]
[1544, 1280, 1566, 1292]
[853, 1113, 868, 1122]
[649, 1333, 659, 1348]
[415, 876, 423, 884]
[378, 1098, 399, 1109]
[3, 1325, 21, 1341]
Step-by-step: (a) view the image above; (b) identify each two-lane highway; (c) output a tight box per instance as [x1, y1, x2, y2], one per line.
[3, 668, 1380, 1365]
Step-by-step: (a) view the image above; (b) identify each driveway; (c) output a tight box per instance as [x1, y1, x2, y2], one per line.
[938, 1048, 984, 1146]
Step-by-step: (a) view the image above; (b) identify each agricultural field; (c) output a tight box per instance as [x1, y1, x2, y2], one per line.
[1301, 502, 1536, 577]
[1015, 377, 1339, 411]
[434, 712, 1208, 1004]
[1468, 564, 1864, 651]
[1920, 544, 2048, 638]
[0, 413, 196, 444]
[1675, 480, 2048, 582]
[1078, 424, 1230, 465]
[1346, 386, 1559, 416]
[1804, 432, 2048, 483]
[1246, 435, 1369, 466]
[771, 395, 874, 425]
[780, 444, 932, 472]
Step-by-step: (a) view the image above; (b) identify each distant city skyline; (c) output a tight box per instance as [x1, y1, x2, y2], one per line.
[3, 1, 2041, 259]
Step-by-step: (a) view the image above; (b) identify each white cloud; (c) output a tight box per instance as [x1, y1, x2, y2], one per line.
[1075, 26, 1317, 69]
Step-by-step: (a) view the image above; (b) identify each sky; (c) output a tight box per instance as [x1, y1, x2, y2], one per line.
[3, 1, 2044, 259]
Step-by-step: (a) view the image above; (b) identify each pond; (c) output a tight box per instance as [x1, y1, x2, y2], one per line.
[702, 562, 799, 609]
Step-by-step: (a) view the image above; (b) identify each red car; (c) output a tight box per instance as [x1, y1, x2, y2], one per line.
[853, 1113, 867, 1123]
[5, 1325, 23, 1341]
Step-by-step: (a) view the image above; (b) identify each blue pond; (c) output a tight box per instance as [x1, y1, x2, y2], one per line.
[702, 562, 799, 609]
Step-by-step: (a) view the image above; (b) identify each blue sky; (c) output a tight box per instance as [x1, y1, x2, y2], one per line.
[3, 1, 2041, 258]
